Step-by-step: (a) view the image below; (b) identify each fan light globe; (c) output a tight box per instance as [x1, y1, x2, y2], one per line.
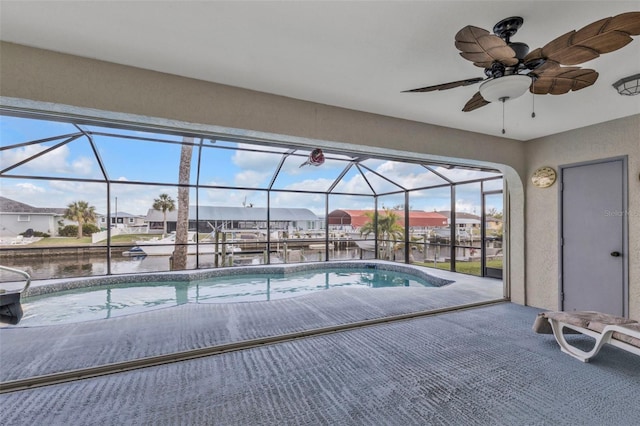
[479, 75, 532, 102]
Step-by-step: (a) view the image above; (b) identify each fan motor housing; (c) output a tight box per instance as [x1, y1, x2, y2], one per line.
[508, 42, 530, 61]
[493, 16, 524, 41]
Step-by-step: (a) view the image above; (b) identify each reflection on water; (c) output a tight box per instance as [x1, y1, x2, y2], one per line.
[0, 244, 486, 282]
[358, 271, 410, 287]
[0, 249, 367, 281]
[0, 256, 106, 282]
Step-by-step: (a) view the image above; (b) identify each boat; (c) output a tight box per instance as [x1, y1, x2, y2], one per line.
[122, 246, 146, 257]
[132, 232, 241, 256]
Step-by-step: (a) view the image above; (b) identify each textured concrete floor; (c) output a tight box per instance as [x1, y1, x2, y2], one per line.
[2, 303, 640, 425]
[2, 270, 639, 425]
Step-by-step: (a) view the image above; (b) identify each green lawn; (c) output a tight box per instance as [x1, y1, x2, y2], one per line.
[414, 259, 503, 276]
[26, 237, 93, 247]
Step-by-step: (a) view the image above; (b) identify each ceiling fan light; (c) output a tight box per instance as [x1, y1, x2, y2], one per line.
[612, 74, 640, 96]
[479, 75, 532, 102]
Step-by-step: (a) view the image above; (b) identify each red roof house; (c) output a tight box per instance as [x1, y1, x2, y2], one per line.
[328, 209, 448, 228]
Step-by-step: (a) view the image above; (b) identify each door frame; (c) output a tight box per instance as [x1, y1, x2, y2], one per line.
[557, 155, 629, 315]
[481, 189, 503, 279]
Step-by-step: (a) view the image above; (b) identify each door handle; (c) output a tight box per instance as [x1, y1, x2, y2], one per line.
[610, 251, 621, 257]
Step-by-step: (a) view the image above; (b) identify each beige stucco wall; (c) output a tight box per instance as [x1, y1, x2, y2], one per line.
[525, 115, 640, 319]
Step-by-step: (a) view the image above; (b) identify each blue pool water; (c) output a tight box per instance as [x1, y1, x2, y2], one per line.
[18, 268, 437, 326]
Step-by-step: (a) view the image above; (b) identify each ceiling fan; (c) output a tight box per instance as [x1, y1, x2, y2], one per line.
[404, 12, 640, 112]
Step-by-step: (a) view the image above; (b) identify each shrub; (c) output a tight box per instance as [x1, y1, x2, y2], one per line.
[58, 223, 100, 237]
[19, 230, 50, 238]
[83, 223, 100, 235]
[59, 225, 78, 237]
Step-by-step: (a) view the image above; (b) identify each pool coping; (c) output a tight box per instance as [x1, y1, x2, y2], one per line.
[23, 260, 457, 297]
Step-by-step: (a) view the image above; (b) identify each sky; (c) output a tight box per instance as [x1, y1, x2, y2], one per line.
[0, 115, 503, 217]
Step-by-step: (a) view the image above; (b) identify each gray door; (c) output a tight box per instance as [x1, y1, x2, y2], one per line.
[561, 158, 626, 315]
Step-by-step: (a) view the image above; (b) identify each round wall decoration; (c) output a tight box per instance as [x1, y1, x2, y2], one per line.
[531, 166, 557, 188]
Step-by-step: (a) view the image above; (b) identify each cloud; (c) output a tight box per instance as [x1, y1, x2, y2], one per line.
[202, 178, 230, 187]
[231, 144, 285, 172]
[234, 169, 271, 188]
[71, 157, 97, 176]
[270, 191, 325, 213]
[455, 199, 480, 214]
[332, 173, 369, 194]
[1, 181, 77, 210]
[0, 143, 99, 177]
[328, 195, 374, 211]
[282, 178, 334, 192]
[49, 180, 105, 194]
[15, 182, 46, 194]
[1, 144, 67, 172]
[370, 161, 449, 189]
[200, 188, 267, 208]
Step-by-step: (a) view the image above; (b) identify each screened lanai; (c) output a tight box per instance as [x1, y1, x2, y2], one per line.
[0, 111, 504, 282]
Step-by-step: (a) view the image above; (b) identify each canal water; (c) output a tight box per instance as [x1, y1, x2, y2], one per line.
[1, 248, 376, 281]
[0, 243, 478, 283]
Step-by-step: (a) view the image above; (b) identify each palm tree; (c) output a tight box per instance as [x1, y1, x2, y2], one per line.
[358, 210, 377, 239]
[64, 200, 97, 238]
[359, 208, 404, 260]
[153, 193, 175, 238]
[172, 137, 194, 270]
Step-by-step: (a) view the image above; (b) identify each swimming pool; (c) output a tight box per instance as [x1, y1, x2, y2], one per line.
[14, 263, 452, 326]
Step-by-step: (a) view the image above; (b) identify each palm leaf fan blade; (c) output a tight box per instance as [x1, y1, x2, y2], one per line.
[462, 91, 490, 112]
[403, 77, 484, 92]
[532, 68, 598, 95]
[541, 12, 640, 65]
[455, 25, 518, 68]
[523, 47, 544, 66]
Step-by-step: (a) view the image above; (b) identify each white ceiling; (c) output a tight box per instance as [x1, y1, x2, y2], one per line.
[1, 1, 639, 141]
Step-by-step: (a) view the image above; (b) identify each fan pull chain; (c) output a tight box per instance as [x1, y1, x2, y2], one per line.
[501, 98, 506, 134]
[531, 79, 536, 118]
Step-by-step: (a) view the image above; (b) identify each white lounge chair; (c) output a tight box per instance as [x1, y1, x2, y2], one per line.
[533, 311, 640, 362]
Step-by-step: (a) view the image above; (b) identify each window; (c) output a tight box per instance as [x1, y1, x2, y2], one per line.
[18, 215, 30, 222]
